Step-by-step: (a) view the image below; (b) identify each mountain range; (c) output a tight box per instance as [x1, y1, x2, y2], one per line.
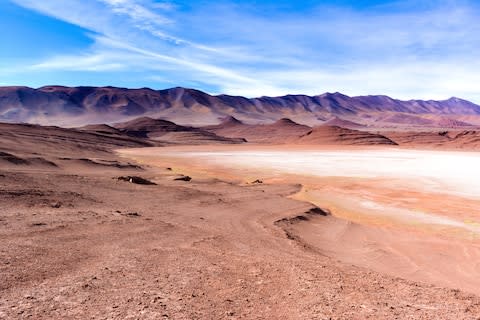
[1, 85, 480, 129]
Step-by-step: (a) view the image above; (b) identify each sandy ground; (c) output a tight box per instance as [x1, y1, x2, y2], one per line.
[2, 143, 480, 319]
[120, 146, 480, 294]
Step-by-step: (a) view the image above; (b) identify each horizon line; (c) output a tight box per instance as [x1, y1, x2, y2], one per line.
[0, 84, 472, 104]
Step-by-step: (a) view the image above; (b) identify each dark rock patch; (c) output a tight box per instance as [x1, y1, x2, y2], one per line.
[76, 158, 142, 169]
[174, 176, 192, 182]
[305, 207, 329, 216]
[123, 212, 141, 217]
[275, 206, 329, 226]
[116, 176, 156, 185]
[0, 151, 29, 165]
[28, 157, 58, 167]
[31, 222, 47, 227]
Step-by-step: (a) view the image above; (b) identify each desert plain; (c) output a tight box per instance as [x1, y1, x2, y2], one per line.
[2, 119, 480, 319]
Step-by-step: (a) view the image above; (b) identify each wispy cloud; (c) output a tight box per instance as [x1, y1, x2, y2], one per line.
[7, 0, 480, 102]
[31, 52, 126, 72]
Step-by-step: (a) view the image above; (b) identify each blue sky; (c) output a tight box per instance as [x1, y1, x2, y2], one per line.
[1, 0, 480, 102]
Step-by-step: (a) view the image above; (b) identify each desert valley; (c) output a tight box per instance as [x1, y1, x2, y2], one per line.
[5, 0, 480, 318]
[2, 86, 480, 319]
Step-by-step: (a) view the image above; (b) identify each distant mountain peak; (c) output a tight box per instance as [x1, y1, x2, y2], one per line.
[446, 97, 468, 103]
[318, 92, 350, 99]
[275, 118, 298, 125]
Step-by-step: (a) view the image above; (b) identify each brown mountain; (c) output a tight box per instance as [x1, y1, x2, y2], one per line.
[2, 86, 480, 128]
[296, 126, 398, 145]
[203, 117, 311, 143]
[321, 116, 365, 129]
[78, 124, 123, 135]
[113, 116, 246, 145]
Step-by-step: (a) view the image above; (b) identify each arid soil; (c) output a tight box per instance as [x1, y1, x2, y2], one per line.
[2, 128, 480, 319]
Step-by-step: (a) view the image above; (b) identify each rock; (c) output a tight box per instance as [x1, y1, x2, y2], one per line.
[31, 222, 47, 227]
[305, 207, 329, 216]
[174, 176, 192, 182]
[251, 179, 263, 184]
[116, 176, 156, 185]
[123, 212, 141, 217]
[51, 202, 62, 208]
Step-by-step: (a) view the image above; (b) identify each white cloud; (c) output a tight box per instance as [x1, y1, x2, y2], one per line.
[30, 52, 126, 71]
[150, 1, 175, 11]
[99, 0, 172, 24]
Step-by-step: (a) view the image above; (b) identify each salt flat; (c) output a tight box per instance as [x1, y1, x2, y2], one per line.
[167, 148, 480, 198]
[165, 147, 480, 233]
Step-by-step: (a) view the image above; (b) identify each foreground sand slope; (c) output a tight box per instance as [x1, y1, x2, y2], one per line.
[2, 164, 480, 319]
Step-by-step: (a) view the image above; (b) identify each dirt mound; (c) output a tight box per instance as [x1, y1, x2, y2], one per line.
[27, 157, 58, 167]
[61, 158, 142, 170]
[0, 151, 57, 167]
[115, 116, 245, 144]
[0, 151, 29, 165]
[202, 116, 245, 131]
[114, 117, 186, 138]
[0, 122, 155, 160]
[215, 116, 244, 128]
[296, 126, 397, 145]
